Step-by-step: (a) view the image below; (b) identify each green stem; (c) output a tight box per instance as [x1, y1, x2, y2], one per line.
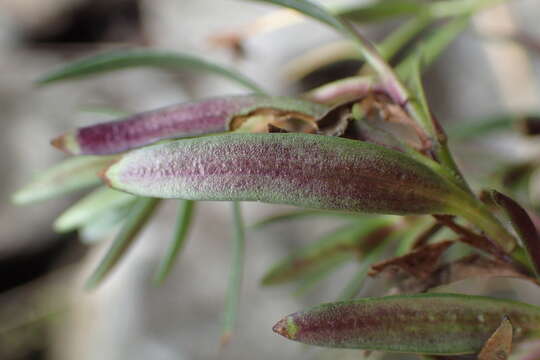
[221, 202, 246, 345]
[153, 200, 196, 284]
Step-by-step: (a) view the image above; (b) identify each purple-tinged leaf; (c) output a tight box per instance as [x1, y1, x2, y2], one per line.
[304, 76, 376, 104]
[103, 133, 468, 216]
[272, 293, 540, 354]
[51, 95, 328, 155]
[491, 190, 540, 279]
[12, 155, 118, 205]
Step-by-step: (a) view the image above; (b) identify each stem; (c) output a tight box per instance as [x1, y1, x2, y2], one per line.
[454, 196, 516, 254]
[221, 201, 246, 345]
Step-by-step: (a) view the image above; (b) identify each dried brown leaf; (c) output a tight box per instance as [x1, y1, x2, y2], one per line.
[477, 316, 513, 360]
[369, 240, 453, 279]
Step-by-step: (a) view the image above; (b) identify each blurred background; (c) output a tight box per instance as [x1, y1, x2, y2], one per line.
[0, 0, 539, 359]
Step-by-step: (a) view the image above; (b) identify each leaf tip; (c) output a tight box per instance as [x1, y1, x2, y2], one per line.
[272, 315, 298, 340]
[51, 131, 80, 155]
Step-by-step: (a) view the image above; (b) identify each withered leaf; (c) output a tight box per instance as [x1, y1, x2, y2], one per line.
[369, 240, 453, 279]
[477, 316, 513, 360]
[433, 215, 513, 264]
[391, 255, 538, 294]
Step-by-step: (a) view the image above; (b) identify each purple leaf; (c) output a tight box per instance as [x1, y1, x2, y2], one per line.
[273, 293, 540, 355]
[51, 95, 328, 155]
[103, 133, 469, 216]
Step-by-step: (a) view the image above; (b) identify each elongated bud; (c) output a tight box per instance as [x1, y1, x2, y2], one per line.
[103, 133, 466, 216]
[273, 293, 540, 355]
[51, 95, 328, 155]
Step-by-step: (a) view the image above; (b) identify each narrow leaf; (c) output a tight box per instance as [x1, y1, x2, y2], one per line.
[103, 133, 469, 216]
[85, 197, 160, 289]
[478, 316, 513, 360]
[37, 49, 263, 93]
[252, 210, 360, 229]
[153, 200, 196, 284]
[12, 155, 117, 205]
[262, 218, 392, 285]
[304, 76, 376, 104]
[221, 202, 246, 345]
[491, 190, 540, 279]
[340, 0, 427, 23]
[273, 293, 540, 354]
[338, 234, 394, 300]
[54, 186, 136, 233]
[51, 95, 328, 155]
[79, 204, 133, 244]
[397, 16, 470, 77]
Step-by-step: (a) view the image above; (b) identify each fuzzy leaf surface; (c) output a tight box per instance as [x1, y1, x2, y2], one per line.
[103, 133, 466, 215]
[273, 293, 540, 354]
[52, 95, 328, 155]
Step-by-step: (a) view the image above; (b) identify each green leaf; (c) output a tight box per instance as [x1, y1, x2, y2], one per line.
[339, 0, 427, 23]
[221, 202, 246, 345]
[53, 186, 136, 233]
[273, 293, 540, 354]
[37, 49, 264, 93]
[12, 155, 117, 205]
[252, 210, 360, 229]
[447, 114, 516, 140]
[397, 16, 470, 77]
[79, 204, 134, 244]
[262, 217, 392, 285]
[153, 200, 196, 284]
[85, 197, 160, 289]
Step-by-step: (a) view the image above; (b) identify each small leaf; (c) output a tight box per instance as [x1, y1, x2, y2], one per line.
[153, 200, 196, 284]
[12, 155, 117, 205]
[79, 204, 133, 244]
[51, 95, 328, 155]
[340, 0, 427, 23]
[85, 197, 160, 289]
[491, 190, 540, 279]
[252, 210, 360, 229]
[37, 49, 263, 93]
[272, 293, 540, 354]
[397, 16, 470, 77]
[262, 218, 393, 285]
[53, 186, 136, 233]
[221, 202, 246, 345]
[103, 133, 469, 216]
[478, 316, 513, 360]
